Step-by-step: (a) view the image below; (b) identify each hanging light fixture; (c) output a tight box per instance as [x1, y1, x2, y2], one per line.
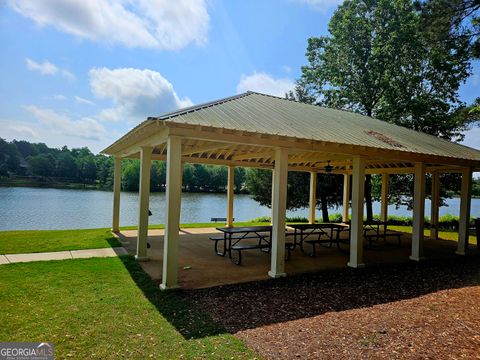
[324, 160, 333, 173]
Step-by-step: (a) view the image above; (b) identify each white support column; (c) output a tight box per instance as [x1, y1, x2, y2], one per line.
[342, 174, 351, 222]
[161, 136, 182, 290]
[309, 172, 317, 224]
[226, 165, 235, 227]
[457, 168, 473, 255]
[410, 162, 426, 261]
[112, 156, 122, 232]
[136, 146, 152, 261]
[430, 172, 440, 240]
[347, 157, 365, 268]
[380, 174, 389, 223]
[268, 148, 288, 278]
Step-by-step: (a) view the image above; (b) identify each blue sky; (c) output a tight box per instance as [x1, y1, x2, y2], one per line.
[0, 0, 479, 154]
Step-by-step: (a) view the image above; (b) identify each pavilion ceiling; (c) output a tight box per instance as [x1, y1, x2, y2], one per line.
[143, 138, 461, 175]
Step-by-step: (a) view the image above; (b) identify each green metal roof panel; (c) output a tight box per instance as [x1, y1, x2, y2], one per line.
[154, 91, 480, 161]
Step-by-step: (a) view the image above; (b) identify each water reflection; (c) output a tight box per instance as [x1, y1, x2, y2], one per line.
[0, 187, 478, 230]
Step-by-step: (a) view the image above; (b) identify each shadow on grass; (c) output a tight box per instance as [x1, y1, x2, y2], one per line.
[105, 234, 122, 248]
[118, 255, 227, 340]
[184, 255, 480, 333]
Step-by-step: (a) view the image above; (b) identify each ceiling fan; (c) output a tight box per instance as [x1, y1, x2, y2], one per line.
[324, 160, 333, 173]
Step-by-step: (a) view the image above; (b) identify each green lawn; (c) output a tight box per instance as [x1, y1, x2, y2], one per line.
[389, 225, 478, 245]
[2, 221, 475, 255]
[0, 222, 268, 255]
[120, 221, 269, 230]
[0, 256, 257, 359]
[0, 228, 121, 254]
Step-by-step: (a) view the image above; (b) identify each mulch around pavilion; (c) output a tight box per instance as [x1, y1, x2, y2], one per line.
[186, 257, 480, 359]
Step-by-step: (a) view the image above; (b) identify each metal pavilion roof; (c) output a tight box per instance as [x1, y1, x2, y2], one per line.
[103, 91, 480, 170]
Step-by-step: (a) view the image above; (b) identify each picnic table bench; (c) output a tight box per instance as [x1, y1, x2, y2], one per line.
[288, 223, 349, 257]
[362, 220, 402, 247]
[210, 217, 235, 222]
[213, 226, 295, 265]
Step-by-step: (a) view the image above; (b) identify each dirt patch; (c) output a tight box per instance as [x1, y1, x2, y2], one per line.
[185, 256, 480, 359]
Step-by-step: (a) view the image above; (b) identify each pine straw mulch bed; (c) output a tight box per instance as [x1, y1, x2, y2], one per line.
[184, 256, 480, 359]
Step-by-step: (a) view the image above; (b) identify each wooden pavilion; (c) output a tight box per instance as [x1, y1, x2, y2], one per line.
[102, 92, 480, 290]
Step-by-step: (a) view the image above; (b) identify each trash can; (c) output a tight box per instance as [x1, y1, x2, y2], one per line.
[475, 218, 480, 251]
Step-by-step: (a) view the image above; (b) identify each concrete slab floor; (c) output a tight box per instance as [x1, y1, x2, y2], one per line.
[118, 228, 472, 289]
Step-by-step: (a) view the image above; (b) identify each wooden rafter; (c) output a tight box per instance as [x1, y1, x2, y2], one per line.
[182, 142, 230, 156]
[232, 150, 274, 161]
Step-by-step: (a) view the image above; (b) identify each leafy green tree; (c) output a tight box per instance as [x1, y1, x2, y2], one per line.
[0, 138, 20, 174]
[76, 157, 97, 183]
[209, 166, 228, 191]
[300, 0, 476, 218]
[472, 177, 480, 197]
[418, 0, 480, 58]
[27, 154, 55, 178]
[182, 163, 195, 190]
[13, 140, 38, 158]
[122, 160, 140, 191]
[192, 164, 210, 190]
[234, 167, 246, 192]
[245, 168, 343, 221]
[151, 161, 166, 191]
[56, 152, 78, 178]
[95, 155, 114, 189]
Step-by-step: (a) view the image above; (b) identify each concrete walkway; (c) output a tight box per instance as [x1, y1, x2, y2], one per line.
[0, 247, 128, 265]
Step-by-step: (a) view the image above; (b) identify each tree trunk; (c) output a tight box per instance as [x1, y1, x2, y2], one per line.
[363, 107, 375, 221]
[320, 193, 330, 222]
[365, 174, 373, 221]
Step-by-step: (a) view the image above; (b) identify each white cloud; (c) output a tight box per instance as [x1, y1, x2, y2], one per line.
[24, 105, 107, 141]
[26, 58, 58, 75]
[9, 0, 209, 51]
[53, 94, 67, 100]
[89, 67, 192, 122]
[291, 0, 344, 11]
[237, 72, 295, 97]
[75, 96, 95, 105]
[26, 58, 75, 80]
[61, 69, 75, 81]
[2, 123, 40, 140]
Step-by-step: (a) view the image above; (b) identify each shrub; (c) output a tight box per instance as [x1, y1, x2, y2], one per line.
[286, 216, 309, 223]
[251, 216, 271, 223]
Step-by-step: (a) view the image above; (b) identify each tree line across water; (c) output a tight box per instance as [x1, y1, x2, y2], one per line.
[0, 139, 247, 193]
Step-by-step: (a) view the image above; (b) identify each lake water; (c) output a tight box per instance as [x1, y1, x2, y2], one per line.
[0, 187, 479, 230]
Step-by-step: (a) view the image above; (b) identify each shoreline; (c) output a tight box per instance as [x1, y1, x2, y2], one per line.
[0, 180, 248, 194]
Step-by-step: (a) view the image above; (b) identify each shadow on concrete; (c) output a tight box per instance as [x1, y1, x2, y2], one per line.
[118, 255, 228, 340]
[184, 255, 480, 334]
